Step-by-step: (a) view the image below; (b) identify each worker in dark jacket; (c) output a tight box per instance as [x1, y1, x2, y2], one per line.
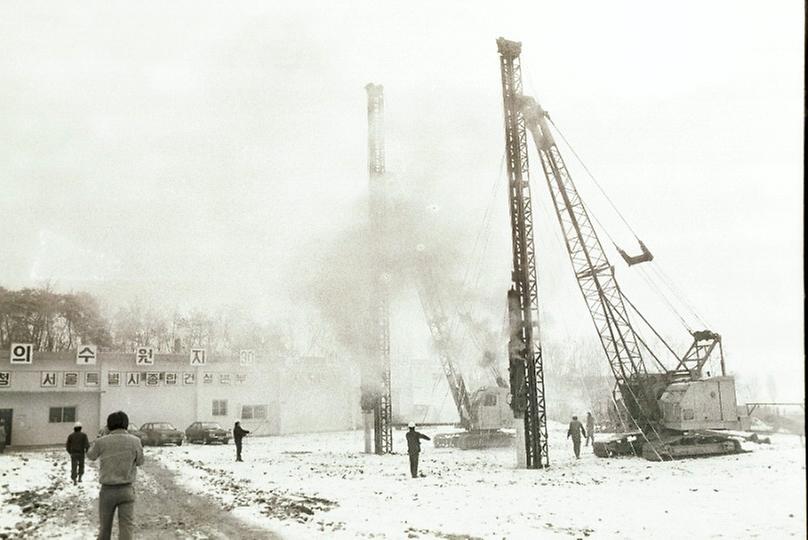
[405, 422, 430, 478]
[585, 412, 595, 446]
[233, 421, 250, 462]
[567, 415, 587, 459]
[66, 421, 90, 484]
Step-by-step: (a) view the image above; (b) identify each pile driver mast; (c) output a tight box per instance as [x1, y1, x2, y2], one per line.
[497, 38, 549, 469]
[364, 83, 393, 455]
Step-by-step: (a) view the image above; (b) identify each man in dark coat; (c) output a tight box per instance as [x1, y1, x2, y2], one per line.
[66, 421, 90, 484]
[567, 415, 587, 459]
[585, 412, 595, 446]
[405, 422, 430, 478]
[233, 421, 250, 462]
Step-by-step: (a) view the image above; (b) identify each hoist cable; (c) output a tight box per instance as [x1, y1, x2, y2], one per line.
[548, 116, 640, 238]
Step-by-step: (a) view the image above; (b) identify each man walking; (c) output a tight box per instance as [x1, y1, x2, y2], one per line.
[87, 411, 144, 540]
[65, 421, 90, 484]
[233, 421, 250, 462]
[585, 412, 595, 447]
[405, 422, 430, 478]
[567, 415, 587, 459]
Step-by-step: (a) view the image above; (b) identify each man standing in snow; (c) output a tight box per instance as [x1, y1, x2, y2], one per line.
[567, 415, 587, 459]
[233, 421, 250, 462]
[87, 410, 144, 540]
[585, 412, 595, 447]
[66, 421, 90, 484]
[405, 422, 430, 478]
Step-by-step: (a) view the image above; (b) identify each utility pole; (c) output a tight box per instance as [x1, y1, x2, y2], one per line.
[363, 83, 393, 454]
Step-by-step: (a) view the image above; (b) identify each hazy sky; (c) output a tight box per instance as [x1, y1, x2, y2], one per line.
[1, 1, 803, 398]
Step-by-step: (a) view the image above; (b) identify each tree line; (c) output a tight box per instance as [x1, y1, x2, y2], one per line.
[0, 285, 291, 355]
[0, 286, 111, 351]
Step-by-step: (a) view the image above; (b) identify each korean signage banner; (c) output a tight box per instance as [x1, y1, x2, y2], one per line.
[76, 345, 97, 365]
[40, 371, 58, 387]
[239, 349, 255, 367]
[0, 371, 10, 388]
[136, 347, 155, 366]
[10, 343, 33, 364]
[190, 349, 206, 366]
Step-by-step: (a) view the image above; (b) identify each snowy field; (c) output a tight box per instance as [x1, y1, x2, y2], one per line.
[1, 423, 805, 539]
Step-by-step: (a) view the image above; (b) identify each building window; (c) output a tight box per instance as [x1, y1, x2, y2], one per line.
[241, 405, 267, 420]
[49, 407, 76, 423]
[212, 400, 228, 416]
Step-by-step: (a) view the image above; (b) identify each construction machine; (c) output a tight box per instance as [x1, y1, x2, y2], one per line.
[414, 248, 514, 450]
[496, 37, 748, 461]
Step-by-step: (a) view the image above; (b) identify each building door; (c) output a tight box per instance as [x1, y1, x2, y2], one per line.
[0, 409, 12, 445]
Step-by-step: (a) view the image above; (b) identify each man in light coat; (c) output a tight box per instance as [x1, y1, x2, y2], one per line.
[87, 411, 144, 540]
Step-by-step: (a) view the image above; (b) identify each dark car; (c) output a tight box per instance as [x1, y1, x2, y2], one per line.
[98, 423, 147, 444]
[139, 422, 184, 446]
[185, 422, 230, 444]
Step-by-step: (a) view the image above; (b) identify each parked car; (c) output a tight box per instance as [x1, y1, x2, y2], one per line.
[139, 422, 184, 446]
[185, 422, 230, 444]
[97, 423, 148, 444]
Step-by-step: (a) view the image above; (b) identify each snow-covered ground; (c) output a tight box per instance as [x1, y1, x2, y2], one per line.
[1, 424, 805, 539]
[155, 423, 805, 539]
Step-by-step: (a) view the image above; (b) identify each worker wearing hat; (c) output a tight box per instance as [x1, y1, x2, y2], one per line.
[65, 421, 90, 484]
[405, 422, 430, 478]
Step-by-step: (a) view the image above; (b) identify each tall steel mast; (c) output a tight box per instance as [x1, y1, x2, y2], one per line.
[364, 83, 393, 454]
[497, 38, 549, 468]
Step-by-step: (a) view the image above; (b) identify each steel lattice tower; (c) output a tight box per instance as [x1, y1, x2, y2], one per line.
[497, 38, 549, 469]
[365, 83, 393, 454]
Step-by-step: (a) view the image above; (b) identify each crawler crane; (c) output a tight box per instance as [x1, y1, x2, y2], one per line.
[414, 249, 513, 450]
[497, 38, 747, 461]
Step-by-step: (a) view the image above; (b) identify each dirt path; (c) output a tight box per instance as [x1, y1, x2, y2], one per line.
[90, 460, 280, 539]
[3, 450, 280, 539]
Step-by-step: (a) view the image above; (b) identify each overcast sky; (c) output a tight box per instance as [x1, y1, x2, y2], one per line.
[1, 1, 803, 399]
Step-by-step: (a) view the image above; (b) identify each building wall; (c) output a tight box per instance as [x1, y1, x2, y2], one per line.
[0, 349, 359, 446]
[0, 391, 100, 447]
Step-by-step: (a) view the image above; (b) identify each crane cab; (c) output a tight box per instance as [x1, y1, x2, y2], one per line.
[659, 376, 748, 431]
[469, 387, 513, 431]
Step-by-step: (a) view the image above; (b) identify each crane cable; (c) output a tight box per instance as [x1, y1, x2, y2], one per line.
[649, 263, 711, 329]
[451, 153, 506, 350]
[546, 117, 705, 334]
[520, 70, 692, 327]
[417, 154, 505, 425]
